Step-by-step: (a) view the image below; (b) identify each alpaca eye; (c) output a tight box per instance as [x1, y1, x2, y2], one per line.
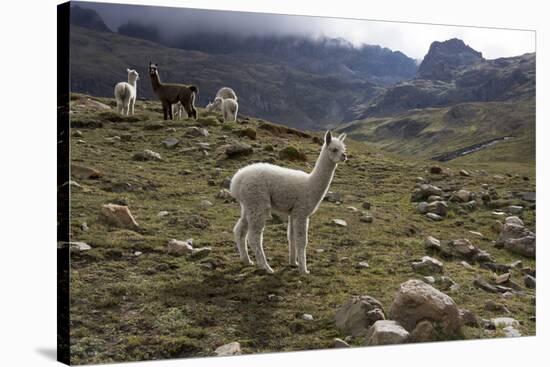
[332, 148, 338, 153]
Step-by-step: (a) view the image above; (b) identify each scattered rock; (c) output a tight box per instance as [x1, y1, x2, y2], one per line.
[425, 236, 441, 250]
[503, 326, 522, 337]
[157, 210, 170, 217]
[221, 177, 232, 189]
[301, 314, 314, 321]
[69, 241, 91, 251]
[167, 239, 193, 256]
[200, 200, 213, 209]
[459, 169, 470, 177]
[459, 309, 478, 327]
[236, 127, 257, 139]
[507, 205, 524, 215]
[184, 214, 210, 229]
[441, 239, 479, 259]
[333, 338, 351, 348]
[335, 295, 386, 337]
[185, 127, 209, 138]
[214, 342, 241, 356]
[522, 192, 536, 202]
[225, 143, 253, 158]
[389, 279, 462, 337]
[217, 189, 233, 201]
[496, 219, 535, 258]
[360, 215, 373, 223]
[460, 261, 475, 271]
[416, 202, 429, 214]
[331, 219, 348, 227]
[324, 191, 343, 203]
[162, 137, 180, 148]
[427, 201, 448, 216]
[452, 189, 472, 203]
[356, 261, 370, 269]
[430, 166, 443, 174]
[484, 301, 510, 314]
[133, 149, 162, 161]
[412, 184, 443, 201]
[412, 256, 443, 275]
[426, 213, 443, 221]
[473, 276, 499, 293]
[71, 164, 102, 179]
[409, 320, 437, 343]
[492, 317, 519, 328]
[99, 204, 139, 229]
[524, 275, 536, 289]
[494, 273, 511, 284]
[364, 320, 409, 346]
[362, 201, 371, 210]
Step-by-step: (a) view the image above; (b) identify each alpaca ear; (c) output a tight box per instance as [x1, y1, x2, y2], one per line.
[338, 133, 347, 142]
[325, 131, 332, 145]
[127, 68, 131, 73]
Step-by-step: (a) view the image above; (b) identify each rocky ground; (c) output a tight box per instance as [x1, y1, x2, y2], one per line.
[65, 93, 536, 364]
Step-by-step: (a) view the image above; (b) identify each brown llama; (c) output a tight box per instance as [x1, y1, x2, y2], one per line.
[148, 62, 198, 120]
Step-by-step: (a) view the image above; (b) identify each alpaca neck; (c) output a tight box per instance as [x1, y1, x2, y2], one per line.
[128, 78, 137, 88]
[308, 148, 337, 204]
[150, 72, 162, 92]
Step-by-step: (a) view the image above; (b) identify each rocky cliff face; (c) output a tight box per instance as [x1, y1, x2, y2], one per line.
[357, 40, 534, 119]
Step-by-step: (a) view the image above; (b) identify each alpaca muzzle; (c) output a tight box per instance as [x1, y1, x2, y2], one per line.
[340, 153, 348, 162]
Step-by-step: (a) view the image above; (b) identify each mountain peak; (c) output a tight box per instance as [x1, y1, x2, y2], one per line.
[418, 38, 483, 81]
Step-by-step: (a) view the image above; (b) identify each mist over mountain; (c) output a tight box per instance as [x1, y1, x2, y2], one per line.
[70, 5, 111, 33]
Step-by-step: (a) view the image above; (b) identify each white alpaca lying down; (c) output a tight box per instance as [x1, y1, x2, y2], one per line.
[207, 97, 238, 123]
[230, 131, 347, 274]
[114, 69, 139, 116]
[172, 102, 188, 119]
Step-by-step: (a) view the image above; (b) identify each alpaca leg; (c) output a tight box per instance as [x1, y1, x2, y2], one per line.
[168, 103, 174, 120]
[293, 217, 310, 274]
[162, 102, 168, 120]
[288, 218, 298, 266]
[247, 213, 273, 274]
[116, 100, 122, 114]
[130, 98, 135, 116]
[234, 215, 253, 265]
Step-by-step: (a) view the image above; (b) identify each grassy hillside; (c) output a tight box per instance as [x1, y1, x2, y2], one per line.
[337, 99, 535, 167]
[67, 94, 535, 364]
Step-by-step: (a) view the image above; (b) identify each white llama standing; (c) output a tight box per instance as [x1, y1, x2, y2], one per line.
[114, 69, 139, 116]
[230, 131, 347, 274]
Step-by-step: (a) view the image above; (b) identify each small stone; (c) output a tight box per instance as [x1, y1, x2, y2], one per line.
[157, 210, 170, 217]
[134, 251, 142, 257]
[72, 129, 83, 137]
[335, 295, 386, 337]
[362, 201, 371, 210]
[225, 143, 253, 158]
[459, 309, 479, 327]
[503, 326, 522, 337]
[494, 273, 511, 284]
[424, 236, 441, 250]
[301, 314, 314, 321]
[491, 317, 519, 328]
[217, 189, 233, 201]
[409, 320, 437, 343]
[133, 149, 162, 161]
[427, 200, 448, 216]
[167, 239, 194, 256]
[484, 301, 510, 313]
[357, 261, 370, 269]
[331, 219, 348, 227]
[426, 213, 442, 221]
[365, 320, 409, 346]
[221, 177, 232, 189]
[360, 215, 373, 223]
[69, 241, 91, 251]
[267, 294, 284, 302]
[412, 256, 443, 275]
[416, 202, 429, 214]
[524, 275, 536, 289]
[71, 164, 102, 179]
[185, 127, 209, 138]
[81, 222, 89, 231]
[162, 137, 180, 148]
[333, 338, 351, 348]
[460, 261, 475, 271]
[459, 169, 470, 177]
[507, 205, 524, 214]
[347, 206, 358, 212]
[200, 200, 213, 208]
[99, 204, 139, 229]
[324, 191, 343, 203]
[522, 192, 536, 202]
[214, 342, 241, 356]
[430, 166, 442, 174]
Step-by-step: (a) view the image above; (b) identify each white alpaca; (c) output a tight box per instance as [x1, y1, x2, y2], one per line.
[207, 97, 238, 123]
[230, 131, 347, 274]
[205, 87, 237, 111]
[114, 69, 139, 116]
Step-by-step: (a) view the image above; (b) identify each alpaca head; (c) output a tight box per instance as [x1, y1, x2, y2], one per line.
[148, 62, 159, 76]
[324, 131, 347, 163]
[205, 97, 223, 112]
[126, 68, 139, 82]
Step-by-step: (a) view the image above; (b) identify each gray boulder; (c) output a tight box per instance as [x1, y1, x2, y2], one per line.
[389, 280, 462, 337]
[335, 295, 386, 337]
[364, 320, 409, 346]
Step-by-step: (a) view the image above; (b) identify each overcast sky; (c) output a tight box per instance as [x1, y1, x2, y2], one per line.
[78, 1, 535, 60]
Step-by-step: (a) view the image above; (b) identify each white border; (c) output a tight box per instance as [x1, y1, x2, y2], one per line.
[0, 0, 546, 366]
